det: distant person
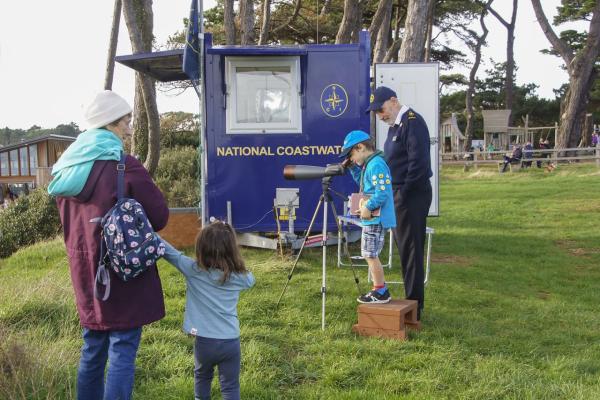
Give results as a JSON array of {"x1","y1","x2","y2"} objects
[
  {"x1": 49, "y1": 90, "x2": 169, "y2": 400},
  {"x1": 368, "y1": 86, "x2": 432, "y2": 320},
  {"x1": 339, "y1": 130, "x2": 396, "y2": 304},
  {"x1": 592, "y1": 131, "x2": 599, "y2": 147},
  {"x1": 537, "y1": 138, "x2": 548, "y2": 168},
  {"x1": 501, "y1": 144, "x2": 522, "y2": 173},
  {"x1": 523, "y1": 141, "x2": 533, "y2": 168},
  {"x1": 487, "y1": 143, "x2": 495, "y2": 160},
  {"x1": 160, "y1": 221, "x2": 255, "y2": 400},
  {"x1": 539, "y1": 138, "x2": 556, "y2": 171}
]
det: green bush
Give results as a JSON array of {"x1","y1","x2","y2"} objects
[
  {"x1": 0, "y1": 188, "x2": 61, "y2": 259},
  {"x1": 155, "y1": 146, "x2": 200, "y2": 208}
]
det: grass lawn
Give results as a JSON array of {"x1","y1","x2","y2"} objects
[{"x1": 1, "y1": 164, "x2": 600, "y2": 399}]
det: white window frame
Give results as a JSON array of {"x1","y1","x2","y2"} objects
[{"x1": 225, "y1": 56, "x2": 302, "y2": 134}]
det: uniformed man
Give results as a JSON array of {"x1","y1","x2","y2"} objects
[{"x1": 366, "y1": 86, "x2": 432, "y2": 320}]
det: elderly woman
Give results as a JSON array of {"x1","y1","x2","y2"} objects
[{"x1": 48, "y1": 91, "x2": 169, "y2": 400}]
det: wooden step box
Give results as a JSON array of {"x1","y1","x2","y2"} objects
[{"x1": 352, "y1": 299, "x2": 421, "y2": 340}]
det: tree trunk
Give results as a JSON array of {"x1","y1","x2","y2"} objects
[
  {"x1": 488, "y1": 0, "x2": 518, "y2": 124},
  {"x1": 320, "y1": 0, "x2": 333, "y2": 17},
  {"x1": 580, "y1": 112, "x2": 593, "y2": 147},
  {"x1": 369, "y1": 0, "x2": 392, "y2": 55},
  {"x1": 336, "y1": 0, "x2": 359, "y2": 44},
  {"x1": 373, "y1": 1, "x2": 393, "y2": 63},
  {"x1": 464, "y1": 8, "x2": 490, "y2": 151},
  {"x1": 122, "y1": 0, "x2": 161, "y2": 176},
  {"x1": 258, "y1": 0, "x2": 270, "y2": 45},
  {"x1": 133, "y1": 81, "x2": 147, "y2": 160},
  {"x1": 398, "y1": 0, "x2": 431, "y2": 62},
  {"x1": 104, "y1": 0, "x2": 122, "y2": 90},
  {"x1": 531, "y1": 0, "x2": 600, "y2": 149},
  {"x1": 224, "y1": 0, "x2": 235, "y2": 45},
  {"x1": 272, "y1": 0, "x2": 302, "y2": 35},
  {"x1": 240, "y1": 0, "x2": 255, "y2": 45},
  {"x1": 383, "y1": 39, "x2": 401, "y2": 63},
  {"x1": 424, "y1": 0, "x2": 435, "y2": 62},
  {"x1": 559, "y1": 67, "x2": 597, "y2": 149},
  {"x1": 350, "y1": 0, "x2": 362, "y2": 43},
  {"x1": 394, "y1": 0, "x2": 404, "y2": 41},
  {"x1": 505, "y1": 21, "x2": 515, "y2": 120}
]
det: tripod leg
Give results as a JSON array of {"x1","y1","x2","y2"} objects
[
  {"x1": 322, "y1": 199, "x2": 328, "y2": 331},
  {"x1": 328, "y1": 198, "x2": 363, "y2": 295},
  {"x1": 276, "y1": 196, "x2": 324, "y2": 308}
]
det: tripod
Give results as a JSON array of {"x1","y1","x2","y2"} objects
[{"x1": 276, "y1": 175, "x2": 363, "y2": 330}]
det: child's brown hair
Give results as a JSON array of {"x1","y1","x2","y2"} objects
[{"x1": 195, "y1": 221, "x2": 247, "y2": 283}]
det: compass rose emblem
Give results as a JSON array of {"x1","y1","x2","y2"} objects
[{"x1": 320, "y1": 84, "x2": 349, "y2": 118}]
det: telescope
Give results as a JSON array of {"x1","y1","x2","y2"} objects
[{"x1": 283, "y1": 164, "x2": 346, "y2": 180}]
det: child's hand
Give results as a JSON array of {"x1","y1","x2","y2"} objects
[
  {"x1": 360, "y1": 206, "x2": 372, "y2": 219},
  {"x1": 341, "y1": 158, "x2": 353, "y2": 169}
]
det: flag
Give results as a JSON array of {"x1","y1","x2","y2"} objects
[{"x1": 183, "y1": 0, "x2": 200, "y2": 82}]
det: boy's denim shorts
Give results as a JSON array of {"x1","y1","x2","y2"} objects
[{"x1": 361, "y1": 224, "x2": 386, "y2": 258}]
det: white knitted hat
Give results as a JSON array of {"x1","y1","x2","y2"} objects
[{"x1": 84, "y1": 90, "x2": 132, "y2": 129}]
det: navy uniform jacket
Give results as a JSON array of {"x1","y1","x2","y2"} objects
[{"x1": 383, "y1": 108, "x2": 432, "y2": 197}]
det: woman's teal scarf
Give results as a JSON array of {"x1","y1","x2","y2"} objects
[{"x1": 47, "y1": 128, "x2": 123, "y2": 197}]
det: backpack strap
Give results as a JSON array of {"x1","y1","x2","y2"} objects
[
  {"x1": 359, "y1": 150, "x2": 384, "y2": 193},
  {"x1": 94, "y1": 238, "x2": 111, "y2": 301},
  {"x1": 117, "y1": 151, "x2": 126, "y2": 200}
]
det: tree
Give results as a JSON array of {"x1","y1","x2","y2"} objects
[
  {"x1": 239, "y1": 0, "x2": 256, "y2": 44},
  {"x1": 463, "y1": 1, "x2": 491, "y2": 151},
  {"x1": 487, "y1": 0, "x2": 518, "y2": 124},
  {"x1": 369, "y1": 0, "x2": 393, "y2": 63},
  {"x1": 424, "y1": 0, "x2": 436, "y2": 62},
  {"x1": 336, "y1": 0, "x2": 360, "y2": 44},
  {"x1": 398, "y1": 0, "x2": 433, "y2": 62},
  {"x1": 122, "y1": 0, "x2": 161, "y2": 175},
  {"x1": 271, "y1": 0, "x2": 303, "y2": 40},
  {"x1": 224, "y1": 0, "x2": 236, "y2": 44},
  {"x1": 160, "y1": 112, "x2": 199, "y2": 148},
  {"x1": 104, "y1": 0, "x2": 122, "y2": 90},
  {"x1": 258, "y1": 0, "x2": 271, "y2": 45},
  {"x1": 531, "y1": 0, "x2": 600, "y2": 149}
]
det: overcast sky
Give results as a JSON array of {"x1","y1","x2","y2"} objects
[{"x1": 0, "y1": 0, "x2": 588, "y2": 130}]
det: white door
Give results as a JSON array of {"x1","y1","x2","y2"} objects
[{"x1": 374, "y1": 63, "x2": 440, "y2": 216}]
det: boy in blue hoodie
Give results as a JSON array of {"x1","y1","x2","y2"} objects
[{"x1": 340, "y1": 130, "x2": 397, "y2": 303}]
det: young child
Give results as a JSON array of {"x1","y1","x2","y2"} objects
[
  {"x1": 160, "y1": 221, "x2": 255, "y2": 400},
  {"x1": 340, "y1": 130, "x2": 396, "y2": 304}
]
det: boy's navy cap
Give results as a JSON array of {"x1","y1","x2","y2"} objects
[
  {"x1": 365, "y1": 86, "x2": 397, "y2": 113},
  {"x1": 339, "y1": 130, "x2": 370, "y2": 158}
]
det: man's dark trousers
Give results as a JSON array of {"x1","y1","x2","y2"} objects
[{"x1": 393, "y1": 181, "x2": 432, "y2": 319}]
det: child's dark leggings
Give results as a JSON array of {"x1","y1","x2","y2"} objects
[{"x1": 194, "y1": 336, "x2": 241, "y2": 400}]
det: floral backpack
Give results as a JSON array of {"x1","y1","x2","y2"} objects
[{"x1": 94, "y1": 152, "x2": 165, "y2": 301}]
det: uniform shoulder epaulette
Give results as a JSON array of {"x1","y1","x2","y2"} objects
[{"x1": 408, "y1": 111, "x2": 416, "y2": 119}]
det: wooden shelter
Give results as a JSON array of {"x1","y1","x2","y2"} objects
[
  {"x1": 440, "y1": 113, "x2": 466, "y2": 153},
  {"x1": 482, "y1": 109, "x2": 513, "y2": 149},
  {"x1": 0, "y1": 135, "x2": 75, "y2": 198}
]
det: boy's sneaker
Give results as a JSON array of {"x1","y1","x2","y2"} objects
[{"x1": 357, "y1": 289, "x2": 391, "y2": 304}]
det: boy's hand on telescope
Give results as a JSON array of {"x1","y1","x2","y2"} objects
[
  {"x1": 341, "y1": 158, "x2": 353, "y2": 169},
  {"x1": 360, "y1": 206, "x2": 372, "y2": 219}
]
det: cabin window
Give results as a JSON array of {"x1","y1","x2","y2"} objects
[
  {"x1": 29, "y1": 144, "x2": 38, "y2": 176},
  {"x1": 20, "y1": 147, "x2": 29, "y2": 176},
  {"x1": 10, "y1": 150, "x2": 18, "y2": 176},
  {"x1": 225, "y1": 56, "x2": 302, "y2": 134},
  {"x1": 0, "y1": 152, "x2": 8, "y2": 177}
]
